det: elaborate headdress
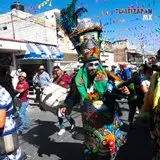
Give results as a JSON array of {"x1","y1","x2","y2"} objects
[{"x1": 57, "y1": 0, "x2": 102, "y2": 63}]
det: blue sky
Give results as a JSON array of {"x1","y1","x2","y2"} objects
[{"x1": 0, "y1": 0, "x2": 160, "y2": 53}]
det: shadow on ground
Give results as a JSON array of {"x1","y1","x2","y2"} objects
[
  {"x1": 116, "y1": 117, "x2": 154, "y2": 160},
  {"x1": 71, "y1": 119, "x2": 154, "y2": 160},
  {"x1": 22, "y1": 120, "x2": 84, "y2": 160},
  {"x1": 21, "y1": 113, "x2": 154, "y2": 160},
  {"x1": 120, "y1": 122, "x2": 130, "y2": 133}
]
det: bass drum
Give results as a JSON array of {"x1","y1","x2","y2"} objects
[{"x1": 39, "y1": 83, "x2": 68, "y2": 114}]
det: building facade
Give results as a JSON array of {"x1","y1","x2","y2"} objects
[{"x1": 0, "y1": 6, "x2": 78, "y2": 84}]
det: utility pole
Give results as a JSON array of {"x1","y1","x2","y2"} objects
[
  {"x1": 11, "y1": 13, "x2": 15, "y2": 39},
  {"x1": 141, "y1": 43, "x2": 145, "y2": 63}
]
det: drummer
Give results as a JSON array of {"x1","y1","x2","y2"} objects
[
  {"x1": 52, "y1": 66, "x2": 76, "y2": 136},
  {"x1": 52, "y1": 66, "x2": 71, "y2": 89}
]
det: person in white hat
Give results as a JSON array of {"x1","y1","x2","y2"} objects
[
  {"x1": 15, "y1": 72, "x2": 30, "y2": 134},
  {"x1": 39, "y1": 65, "x2": 45, "y2": 70},
  {"x1": 33, "y1": 65, "x2": 51, "y2": 102}
]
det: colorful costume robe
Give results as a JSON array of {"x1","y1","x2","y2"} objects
[{"x1": 64, "y1": 65, "x2": 125, "y2": 160}]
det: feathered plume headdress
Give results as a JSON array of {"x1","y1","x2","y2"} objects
[{"x1": 57, "y1": 0, "x2": 102, "y2": 62}]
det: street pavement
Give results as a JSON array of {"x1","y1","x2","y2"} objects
[{"x1": 19, "y1": 95, "x2": 154, "y2": 160}]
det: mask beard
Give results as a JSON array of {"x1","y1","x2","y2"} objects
[{"x1": 88, "y1": 69, "x2": 97, "y2": 76}]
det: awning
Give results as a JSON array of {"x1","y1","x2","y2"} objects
[{"x1": 16, "y1": 43, "x2": 64, "y2": 60}]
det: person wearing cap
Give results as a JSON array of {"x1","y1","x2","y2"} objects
[
  {"x1": 58, "y1": 14, "x2": 131, "y2": 159},
  {"x1": 119, "y1": 63, "x2": 131, "y2": 81},
  {"x1": 15, "y1": 72, "x2": 30, "y2": 134},
  {"x1": 33, "y1": 65, "x2": 51, "y2": 102},
  {"x1": 110, "y1": 65, "x2": 117, "y2": 74},
  {"x1": 36, "y1": 65, "x2": 51, "y2": 88}
]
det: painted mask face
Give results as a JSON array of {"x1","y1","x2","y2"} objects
[
  {"x1": 79, "y1": 31, "x2": 100, "y2": 62},
  {"x1": 86, "y1": 60, "x2": 99, "y2": 75}
]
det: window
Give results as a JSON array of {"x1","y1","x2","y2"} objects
[
  {"x1": 3, "y1": 26, "x2": 7, "y2": 30},
  {"x1": 0, "y1": 26, "x2": 7, "y2": 31}
]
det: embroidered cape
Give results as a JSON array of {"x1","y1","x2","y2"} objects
[{"x1": 75, "y1": 64, "x2": 108, "y2": 101}]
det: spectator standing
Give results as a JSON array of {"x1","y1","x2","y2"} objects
[
  {"x1": 0, "y1": 66, "x2": 23, "y2": 160},
  {"x1": 110, "y1": 65, "x2": 117, "y2": 74},
  {"x1": 120, "y1": 64, "x2": 131, "y2": 81},
  {"x1": 33, "y1": 65, "x2": 51, "y2": 102},
  {"x1": 128, "y1": 65, "x2": 153, "y2": 128},
  {"x1": 15, "y1": 72, "x2": 30, "y2": 134}
]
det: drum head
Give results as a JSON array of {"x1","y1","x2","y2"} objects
[{"x1": 40, "y1": 83, "x2": 68, "y2": 111}]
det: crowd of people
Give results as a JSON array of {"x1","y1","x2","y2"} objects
[
  {"x1": 0, "y1": 54, "x2": 159, "y2": 160},
  {"x1": 29, "y1": 59, "x2": 155, "y2": 159},
  {"x1": 29, "y1": 57, "x2": 159, "y2": 160}
]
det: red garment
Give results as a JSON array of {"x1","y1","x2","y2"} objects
[
  {"x1": 53, "y1": 74, "x2": 71, "y2": 89},
  {"x1": 16, "y1": 80, "x2": 29, "y2": 102}
]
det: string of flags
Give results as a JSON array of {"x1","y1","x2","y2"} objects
[
  {"x1": 25, "y1": 0, "x2": 52, "y2": 14},
  {"x1": 23, "y1": 0, "x2": 159, "y2": 51},
  {"x1": 38, "y1": 0, "x2": 52, "y2": 9}
]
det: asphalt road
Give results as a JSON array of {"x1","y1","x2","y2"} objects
[{"x1": 19, "y1": 97, "x2": 154, "y2": 160}]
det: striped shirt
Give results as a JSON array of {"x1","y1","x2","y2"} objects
[
  {"x1": 0, "y1": 85, "x2": 22, "y2": 160},
  {"x1": 0, "y1": 85, "x2": 16, "y2": 136}
]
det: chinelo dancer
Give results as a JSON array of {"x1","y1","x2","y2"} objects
[{"x1": 57, "y1": 1, "x2": 132, "y2": 159}]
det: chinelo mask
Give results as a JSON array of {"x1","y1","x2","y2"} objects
[{"x1": 86, "y1": 60, "x2": 100, "y2": 75}]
